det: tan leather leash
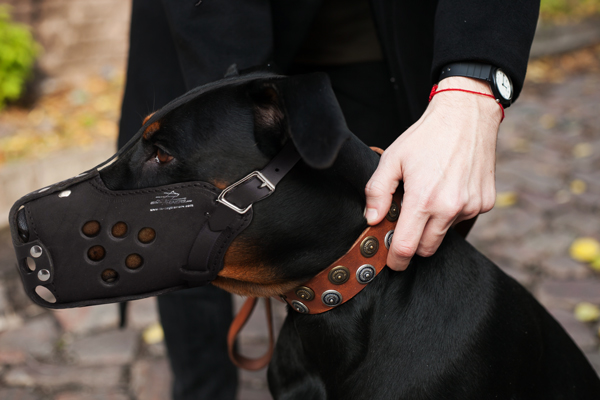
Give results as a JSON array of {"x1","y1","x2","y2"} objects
[{"x1": 227, "y1": 296, "x2": 275, "y2": 371}]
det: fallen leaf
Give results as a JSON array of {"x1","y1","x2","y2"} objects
[
  {"x1": 590, "y1": 256, "x2": 600, "y2": 272},
  {"x1": 574, "y1": 302, "x2": 600, "y2": 323},
  {"x1": 570, "y1": 179, "x2": 587, "y2": 195},
  {"x1": 496, "y1": 191, "x2": 518, "y2": 208},
  {"x1": 142, "y1": 322, "x2": 164, "y2": 345},
  {"x1": 572, "y1": 143, "x2": 593, "y2": 159},
  {"x1": 569, "y1": 237, "x2": 600, "y2": 263}
]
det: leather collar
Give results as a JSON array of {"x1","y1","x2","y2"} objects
[{"x1": 280, "y1": 193, "x2": 401, "y2": 314}]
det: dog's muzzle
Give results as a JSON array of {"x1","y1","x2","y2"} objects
[{"x1": 8, "y1": 139, "x2": 300, "y2": 309}]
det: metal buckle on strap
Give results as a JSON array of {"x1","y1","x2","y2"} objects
[{"x1": 216, "y1": 171, "x2": 275, "y2": 214}]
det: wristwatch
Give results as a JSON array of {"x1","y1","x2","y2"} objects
[{"x1": 438, "y1": 63, "x2": 513, "y2": 107}]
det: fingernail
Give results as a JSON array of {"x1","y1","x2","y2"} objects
[{"x1": 365, "y1": 208, "x2": 378, "y2": 224}]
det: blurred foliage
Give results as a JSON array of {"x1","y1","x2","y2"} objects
[
  {"x1": 540, "y1": 0, "x2": 600, "y2": 22},
  {"x1": 0, "y1": 73, "x2": 123, "y2": 165},
  {"x1": 0, "y1": 5, "x2": 40, "y2": 110},
  {"x1": 526, "y1": 44, "x2": 600, "y2": 83}
]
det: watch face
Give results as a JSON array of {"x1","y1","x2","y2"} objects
[{"x1": 495, "y1": 70, "x2": 512, "y2": 100}]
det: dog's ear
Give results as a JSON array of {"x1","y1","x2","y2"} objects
[
  {"x1": 278, "y1": 73, "x2": 352, "y2": 169},
  {"x1": 248, "y1": 73, "x2": 352, "y2": 169}
]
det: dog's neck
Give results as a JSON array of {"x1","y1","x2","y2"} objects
[{"x1": 213, "y1": 136, "x2": 381, "y2": 297}]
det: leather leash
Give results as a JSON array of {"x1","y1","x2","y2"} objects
[{"x1": 227, "y1": 296, "x2": 275, "y2": 371}]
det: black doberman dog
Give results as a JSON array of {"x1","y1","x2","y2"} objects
[{"x1": 99, "y1": 72, "x2": 600, "y2": 399}]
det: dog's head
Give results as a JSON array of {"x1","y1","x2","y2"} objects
[
  {"x1": 100, "y1": 72, "x2": 380, "y2": 297},
  {"x1": 12, "y1": 72, "x2": 379, "y2": 305}
]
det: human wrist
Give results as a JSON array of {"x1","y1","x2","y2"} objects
[
  {"x1": 431, "y1": 77, "x2": 503, "y2": 124},
  {"x1": 437, "y1": 76, "x2": 493, "y2": 95}
]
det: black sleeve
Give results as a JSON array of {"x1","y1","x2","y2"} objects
[{"x1": 431, "y1": 0, "x2": 540, "y2": 99}]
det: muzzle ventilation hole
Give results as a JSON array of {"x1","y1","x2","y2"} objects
[
  {"x1": 26, "y1": 257, "x2": 36, "y2": 272},
  {"x1": 87, "y1": 245, "x2": 106, "y2": 262},
  {"x1": 101, "y1": 269, "x2": 119, "y2": 284},
  {"x1": 138, "y1": 228, "x2": 156, "y2": 244},
  {"x1": 35, "y1": 286, "x2": 57, "y2": 303},
  {"x1": 125, "y1": 254, "x2": 143, "y2": 269},
  {"x1": 111, "y1": 222, "x2": 128, "y2": 238},
  {"x1": 82, "y1": 221, "x2": 101, "y2": 237}
]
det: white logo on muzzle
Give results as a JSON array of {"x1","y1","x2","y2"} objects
[{"x1": 150, "y1": 191, "x2": 193, "y2": 212}]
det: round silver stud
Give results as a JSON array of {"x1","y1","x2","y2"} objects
[
  {"x1": 360, "y1": 236, "x2": 379, "y2": 258},
  {"x1": 384, "y1": 230, "x2": 394, "y2": 250},
  {"x1": 30, "y1": 245, "x2": 43, "y2": 258},
  {"x1": 294, "y1": 286, "x2": 315, "y2": 301},
  {"x1": 291, "y1": 300, "x2": 309, "y2": 314},
  {"x1": 356, "y1": 264, "x2": 376, "y2": 284},
  {"x1": 38, "y1": 269, "x2": 50, "y2": 282},
  {"x1": 321, "y1": 290, "x2": 342, "y2": 307},
  {"x1": 58, "y1": 190, "x2": 71, "y2": 198},
  {"x1": 328, "y1": 266, "x2": 350, "y2": 285}
]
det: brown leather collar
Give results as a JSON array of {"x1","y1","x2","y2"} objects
[{"x1": 280, "y1": 193, "x2": 401, "y2": 314}]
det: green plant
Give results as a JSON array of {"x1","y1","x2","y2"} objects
[{"x1": 0, "y1": 5, "x2": 40, "y2": 109}]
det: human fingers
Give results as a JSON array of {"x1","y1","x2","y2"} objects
[
  {"x1": 386, "y1": 195, "x2": 429, "y2": 271},
  {"x1": 364, "y1": 152, "x2": 402, "y2": 226}
]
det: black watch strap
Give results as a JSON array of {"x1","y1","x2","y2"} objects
[{"x1": 439, "y1": 63, "x2": 492, "y2": 82}]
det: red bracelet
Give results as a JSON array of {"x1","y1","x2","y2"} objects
[{"x1": 429, "y1": 84, "x2": 505, "y2": 122}]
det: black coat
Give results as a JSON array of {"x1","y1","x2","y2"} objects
[{"x1": 119, "y1": 0, "x2": 540, "y2": 146}]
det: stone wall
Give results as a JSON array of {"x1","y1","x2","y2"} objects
[{"x1": 2, "y1": 0, "x2": 131, "y2": 92}]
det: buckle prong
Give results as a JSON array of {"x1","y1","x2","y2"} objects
[{"x1": 216, "y1": 171, "x2": 275, "y2": 214}]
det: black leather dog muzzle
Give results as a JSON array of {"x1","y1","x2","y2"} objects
[
  {"x1": 8, "y1": 140, "x2": 299, "y2": 309},
  {"x1": 7, "y1": 73, "x2": 304, "y2": 308}
]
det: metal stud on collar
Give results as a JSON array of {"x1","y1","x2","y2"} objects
[
  {"x1": 356, "y1": 264, "x2": 376, "y2": 284},
  {"x1": 291, "y1": 300, "x2": 309, "y2": 314},
  {"x1": 360, "y1": 236, "x2": 379, "y2": 258},
  {"x1": 322, "y1": 290, "x2": 342, "y2": 307},
  {"x1": 328, "y1": 266, "x2": 350, "y2": 285},
  {"x1": 294, "y1": 286, "x2": 315, "y2": 301},
  {"x1": 384, "y1": 230, "x2": 394, "y2": 250}
]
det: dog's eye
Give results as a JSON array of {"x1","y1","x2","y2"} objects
[{"x1": 155, "y1": 148, "x2": 174, "y2": 164}]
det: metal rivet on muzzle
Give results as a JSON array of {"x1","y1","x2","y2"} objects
[
  {"x1": 322, "y1": 290, "x2": 342, "y2": 307},
  {"x1": 360, "y1": 236, "x2": 379, "y2": 258},
  {"x1": 291, "y1": 300, "x2": 309, "y2": 314},
  {"x1": 30, "y1": 245, "x2": 43, "y2": 258},
  {"x1": 294, "y1": 286, "x2": 315, "y2": 301},
  {"x1": 58, "y1": 190, "x2": 71, "y2": 198},
  {"x1": 386, "y1": 201, "x2": 400, "y2": 222},
  {"x1": 38, "y1": 269, "x2": 50, "y2": 282},
  {"x1": 328, "y1": 266, "x2": 350, "y2": 285},
  {"x1": 356, "y1": 264, "x2": 376, "y2": 284},
  {"x1": 384, "y1": 230, "x2": 394, "y2": 250}
]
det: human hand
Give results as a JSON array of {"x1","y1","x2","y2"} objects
[{"x1": 365, "y1": 77, "x2": 503, "y2": 270}]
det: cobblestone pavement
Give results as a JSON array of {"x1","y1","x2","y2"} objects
[{"x1": 0, "y1": 51, "x2": 599, "y2": 399}]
